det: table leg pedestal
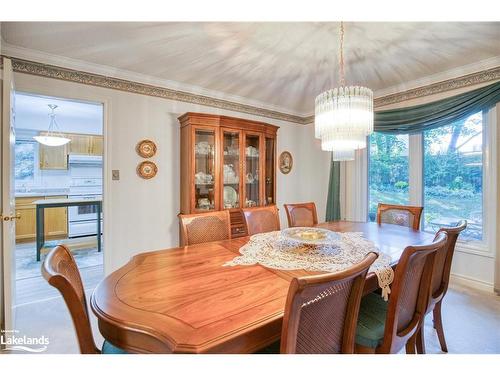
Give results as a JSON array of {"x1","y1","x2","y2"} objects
[
  {"x1": 97, "y1": 202, "x2": 102, "y2": 253},
  {"x1": 36, "y1": 206, "x2": 45, "y2": 262}
]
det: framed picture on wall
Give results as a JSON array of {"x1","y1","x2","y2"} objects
[{"x1": 279, "y1": 151, "x2": 293, "y2": 174}]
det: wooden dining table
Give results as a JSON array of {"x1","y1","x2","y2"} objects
[{"x1": 90, "y1": 221, "x2": 434, "y2": 354}]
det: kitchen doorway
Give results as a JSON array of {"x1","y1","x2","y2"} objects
[{"x1": 12, "y1": 92, "x2": 105, "y2": 353}]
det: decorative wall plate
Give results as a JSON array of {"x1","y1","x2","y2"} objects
[
  {"x1": 279, "y1": 151, "x2": 293, "y2": 174},
  {"x1": 136, "y1": 139, "x2": 157, "y2": 158},
  {"x1": 137, "y1": 161, "x2": 158, "y2": 179}
]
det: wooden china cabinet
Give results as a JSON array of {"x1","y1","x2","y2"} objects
[{"x1": 179, "y1": 112, "x2": 279, "y2": 238}]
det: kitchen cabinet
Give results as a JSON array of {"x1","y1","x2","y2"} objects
[
  {"x1": 90, "y1": 135, "x2": 103, "y2": 156},
  {"x1": 68, "y1": 134, "x2": 92, "y2": 155},
  {"x1": 44, "y1": 195, "x2": 68, "y2": 239},
  {"x1": 15, "y1": 195, "x2": 68, "y2": 243},
  {"x1": 178, "y1": 112, "x2": 278, "y2": 238},
  {"x1": 38, "y1": 133, "x2": 103, "y2": 170},
  {"x1": 15, "y1": 197, "x2": 38, "y2": 242},
  {"x1": 68, "y1": 133, "x2": 103, "y2": 156},
  {"x1": 39, "y1": 141, "x2": 68, "y2": 170}
]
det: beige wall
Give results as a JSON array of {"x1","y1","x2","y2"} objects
[
  {"x1": 13, "y1": 72, "x2": 331, "y2": 272},
  {"x1": 496, "y1": 102, "x2": 500, "y2": 294}
]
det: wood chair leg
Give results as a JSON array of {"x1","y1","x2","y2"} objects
[
  {"x1": 433, "y1": 301, "x2": 448, "y2": 353},
  {"x1": 416, "y1": 326, "x2": 426, "y2": 354},
  {"x1": 406, "y1": 334, "x2": 416, "y2": 354}
]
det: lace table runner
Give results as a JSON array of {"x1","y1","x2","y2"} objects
[{"x1": 224, "y1": 231, "x2": 394, "y2": 300}]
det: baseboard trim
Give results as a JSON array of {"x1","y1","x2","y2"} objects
[{"x1": 449, "y1": 273, "x2": 494, "y2": 293}]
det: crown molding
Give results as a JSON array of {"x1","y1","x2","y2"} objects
[
  {"x1": 301, "y1": 64, "x2": 500, "y2": 124},
  {"x1": 374, "y1": 65, "x2": 500, "y2": 109},
  {"x1": 2, "y1": 47, "x2": 499, "y2": 126},
  {"x1": 0, "y1": 43, "x2": 306, "y2": 124},
  {"x1": 2, "y1": 43, "x2": 305, "y2": 117},
  {"x1": 374, "y1": 55, "x2": 500, "y2": 99}
]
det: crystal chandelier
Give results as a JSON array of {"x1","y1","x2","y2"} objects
[
  {"x1": 33, "y1": 104, "x2": 71, "y2": 147},
  {"x1": 314, "y1": 22, "x2": 373, "y2": 161}
]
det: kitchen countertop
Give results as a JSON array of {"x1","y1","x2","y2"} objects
[
  {"x1": 15, "y1": 189, "x2": 70, "y2": 198},
  {"x1": 33, "y1": 197, "x2": 102, "y2": 205}
]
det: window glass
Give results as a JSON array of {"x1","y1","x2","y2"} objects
[
  {"x1": 423, "y1": 112, "x2": 483, "y2": 241},
  {"x1": 368, "y1": 133, "x2": 410, "y2": 221},
  {"x1": 15, "y1": 140, "x2": 36, "y2": 185}
]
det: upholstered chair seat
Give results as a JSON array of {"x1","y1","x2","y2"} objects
[
  {"x1": 355, "y1": 293, "x2": 389, "y2": 348},
  {"x1": 102, "y1": 341, "x2": 128, "y2": 354}
]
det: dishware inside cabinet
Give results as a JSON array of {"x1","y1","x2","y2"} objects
[
  {"x1": 244, "y1": 133, "x2": 261, "y2": 208},
  {"x1": 265, "y1": 137, "x2": 275, "y2": 206},
  {"x1": 194, "y1": 129, "x2": 216, "y2": 211}
]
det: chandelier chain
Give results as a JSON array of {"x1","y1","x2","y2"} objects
[{"x1": 339, "y1": 21, "x2": 345, "y2": 87}]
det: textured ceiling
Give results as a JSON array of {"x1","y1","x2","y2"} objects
[{"x1": 2, "y1": 22, "x2": 500, "y2": 114}]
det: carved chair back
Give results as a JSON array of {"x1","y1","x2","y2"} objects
[
  {"x1": 179, "y1": 210, "x2": 231, "y2": 246},
  {"x1": 379, "y1": 232, "x2": 447, "y2": 353},
  {"x1": 284, "y1": 202, "x2": 318, "y2": 228},
  {"x1": 41, "y1": 245, "x2": 99, "y2": 354},
  {"x1": 430, "y1": 220, "x2": 467, "y2": 306},
  {"x1": 242, "y1": 205, "x2": 280, "y2": 236},
  {"x1": 377, "y1": 203, "x2": 424, "y2": 230}
]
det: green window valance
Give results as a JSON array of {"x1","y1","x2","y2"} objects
[
  {"x1": 374, "y1": 81, "x2": 500, "y2": 134},
  {"x1": 325, "y1": 80, "x2": 500, "y2": 222}
]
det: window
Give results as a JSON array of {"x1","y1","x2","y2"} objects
[
  {"x1": 368, "y1": 110, "x2": 490, "y2": 245},
  {"x1": 15, "y1": 140, "x2": 37, "y2": 185},
  {"x1": 423, "y1": 112, "x2": 483, "y2": 241},
  {"x1": 368, "y1": 133, "x2": 409, "y2": 221}
]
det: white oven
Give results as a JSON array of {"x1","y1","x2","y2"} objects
[
  {"x1": 68, "y1": 155, "x2": 103, "y2": 238},
  {"x1": 68, "y1": 194, "x2": 103, "y2": 238},
  {"x1": 68, "y1": 194, "x2": 103, "y2": 222}
]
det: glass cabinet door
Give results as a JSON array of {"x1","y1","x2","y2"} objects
[
  {"x1": 194, "y1": 128, "x2": 216, "y2": 211},
  {"x1": 222, "y1": 130, "x2": 241, "y2": 209},
  {"x1": 265, "y1": 137, "x2": 275, "y2": 206},
  {"x1": 244, "y1": 134, "x2": 260, "y2": 207}
]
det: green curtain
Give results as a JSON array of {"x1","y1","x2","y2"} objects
[
  {"x1": 325, "y1": 159, "x2": 341, "y2": 221},
  {"x1": 374, "y1": 81, "x2": 500, "y2": 134},
  {"x1": 325, "y1": 80, "x2": 500, "y2": 222}
]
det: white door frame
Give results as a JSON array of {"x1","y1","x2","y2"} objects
[
  {"x1": 1, "y1": 57, "x2": 17, "y2": 339},
  {"x1": 11, "y1": 84, "x2": 111, "y2": 276}
]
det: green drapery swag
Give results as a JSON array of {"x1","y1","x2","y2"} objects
[
  {"x1": 325, "y1": 80, "x2": 500, "y2": 221},
  {"x1": 374, "y1": 81, "x2": 500, "y2": 133},
  {"x1": 325, "y1": 160, "x2": 341, "y2": 221}
]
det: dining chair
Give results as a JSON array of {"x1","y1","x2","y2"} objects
[
  {"x1": 280, "y1": 252, "x2": 379, "y2": 353},
  {"x1": 354, "y1": 231, "x2": 448, "y2": 354},
  {"x1": 41, "y1": 245, "x2": 127, "y2": 354},
  {"x1": 178, "y1": 210, "x2": 231, "y2": 246},
  {"x1": 242, "y1": 205, "x2": 280, "y2": 236},
  {"x1": 415, "y1": 220, "x2": 468, "y2": 354},
  {"x1": 283, "y1": 202, "x2": 318, "y2": 228},
  {"x1": 376, "y1": 203, "x2": 424, "y2": 230}
]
